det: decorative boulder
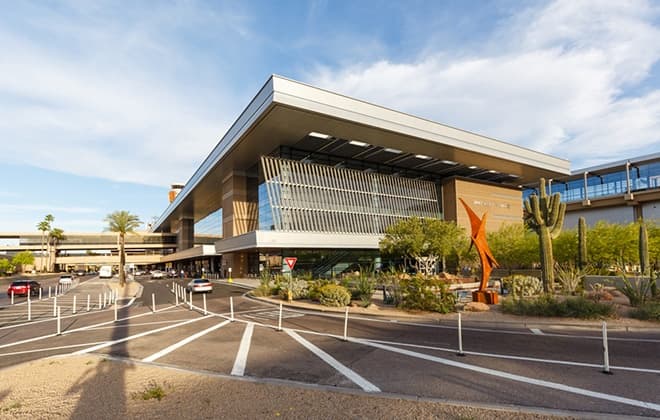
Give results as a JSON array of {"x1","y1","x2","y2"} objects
[{"x1": 464, "y1": 302, "x2": 490, "y2": 312}]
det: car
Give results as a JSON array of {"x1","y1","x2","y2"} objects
[
  {"x1": 186, "y1": 278, "x2": 213, "y2": 293},
  {"x1": 150, "y1": 270, "x2": 164, "y2": 279},
  {"x1": 134, "y1": 270, "x2": 146, "y2": 276},
  {"x1": 167, "y1": 270, "x2": 178, "y2": 278},
  {"x1": 7, "y1": 280, "x2": 41, "y2": 297},
  {"x1": 59, "y1": 274, "x2": 74, "y2": 285},
  {"x1": 75, "y1": 270, "x2": 86, "y2": 276}
]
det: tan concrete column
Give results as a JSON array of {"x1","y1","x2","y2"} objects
[
  {"x1": 222, "y1": 171, "x2": 258, "y2": 238},
  {"x1": 177, "y1": 217, "x2": 194, "y2": 251}
]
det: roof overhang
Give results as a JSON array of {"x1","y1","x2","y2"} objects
[{"x1": 153, "y1": 75, "x2": 570, "y2": 232}]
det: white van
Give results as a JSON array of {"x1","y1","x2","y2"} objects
[{"x1": 99, "y1": 265, "x2": 113, "y2": 279}]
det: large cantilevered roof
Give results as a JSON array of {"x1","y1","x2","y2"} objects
[{"x1": 153, "y1": 75, "x2": 570, "y2": 232}]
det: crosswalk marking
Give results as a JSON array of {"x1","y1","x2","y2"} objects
[{"x1": 243, "y1": 309, "x2": 304, "y2": 321}]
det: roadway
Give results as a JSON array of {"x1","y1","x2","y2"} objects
[{"x1": 1, "y1": 275, "x2": 659, "y2": 417}]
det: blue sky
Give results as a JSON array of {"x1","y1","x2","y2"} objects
[{"x1": 1, "y1": 0, "x2": 659, "y2": 232}]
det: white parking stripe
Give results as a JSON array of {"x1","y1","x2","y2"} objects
[
  {"x1": 143, "y1": 319, "x2": 231, "y2": 362},
  {"x1": 286, "y1": 329, "x2": 380, "y2": 393},
  {"x1": 353, "y1": 338, "x2": 660, "y2": 412},
  {"x1": 73, "y1": 315, "x2": 211, "y2": 355},
  {"x1": 0, "y1": 341, "x2": 107, "y2": 357},
  {"x1": 231, "y1": 322, "x2": 255, "y2": 376},
  {"x1": 530, "y1": 328, "x2": 544, "y2": 335}
]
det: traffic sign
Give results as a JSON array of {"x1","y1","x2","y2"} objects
[{"x1": 284, "y1": 257, "x2": 297, "y2": 270}]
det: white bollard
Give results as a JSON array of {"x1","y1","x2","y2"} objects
[
  {"x1": 103, "y1": 292, "x2": 107, "y2": 308},
  {"x1": 10, "y1": 291, "x2": 14, "y2": 305},
  {"x1": 27, "y1": 298, "x2": 31, "y2": 321},
  {"x1": 53, "y1": 296, "x2": 57, "y2": 317},
  {"x1": 230, "y1": 296, "x2": 234, "y2": 321},
  {"x1": 152, "y1": 293, "x2": 156, "y2": 313},
  {"x1": 48, "y1": 286, "x2": 52, "y2": 299},
  {"x1": 203, "y1": 293, "x2": 207, "y2": 315},
  {"x1": 602, "y1": 321, "x2": 612, "y2": 374},
  {"x1": 457, "y1": 312, "x2": 465, "y2": 356},
  {"x1": 98, "y1": 294, "x2": 102, "y2": 309},
  {"x1": 87, "y1": 294, "x2": 90, "y2": 312},
  {"x1": 278, "y1": 302, "x2": 283, "y2": 331},
  {"x1": 343, "y1": 307, "x2": 349, "y2": 341},
  {"x1": 39, "y1": 287, "x2": 42, "y2": 300},
  {"x1": 114, "y1": 300, "x2": 118, "y2": 322},
  {"x1": 189, "y1": 291, "x2": 193, "y2": 310},
  {"x1": 175, "y1": 286, "x2": 179, "y2": 306},
  {"x1": 56, "y1": 306, "x2": 61, "y2": 335},
  {"x1": 73, "y1": 295, "x2": 77, "y2": 314}
]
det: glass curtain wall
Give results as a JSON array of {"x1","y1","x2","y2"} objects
[{"x1": 260, "y1": 156, "x2": 441, "y2": 234}]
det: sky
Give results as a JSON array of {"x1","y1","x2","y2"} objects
[{"x1": 1, "y1": 0, "x2": 659, "y2": 232}]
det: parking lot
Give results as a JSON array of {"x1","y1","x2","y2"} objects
[{"x1": 1, "y1": 276, "x2": 659, "y2": 417}]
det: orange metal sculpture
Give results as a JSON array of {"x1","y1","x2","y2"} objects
[{"x1": 459, "y1": 198, "x2": 499, "y2": 304}]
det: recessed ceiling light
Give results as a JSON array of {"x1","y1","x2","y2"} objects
[
  {"x1": 508, "y1": 174, "x2": 520, "y2": 178},
  {"x1": 308, "y1": 132, "x2": 331, "y2": 139},
  {"x1": 383, "y1": 148, "x2": 402, "y2": 154},
  {"x1": 468, "y1": 165, "x2": 478, "y2": 169},
  {"x1": 415, "y1": 154, "x2": 432, "y2": 160},
  {"x1": 348, "y1": 140, "x2": 369, "y2": 147},
  {"x1": 488, "y1": 169, "x2": 498, "y2": 174},
  {"x1": 441, "y1": 160, "x2": 458, "y2": 165}
]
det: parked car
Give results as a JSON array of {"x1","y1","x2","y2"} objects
[
  {"x1": 75, "y1": 270, "x2": 86, "y2": 276},
  {"x1": 151, "y1": 270, "x2": 164, "y2": 279},
  {"x1": 7, "y1": 280, "x2": 41, "y2": 297},
  {"x1": 59, "y1": 274, "x2": 74, "y2": 285},
  {"x1": 167, "y1": 270, "x2": 178, "y2": 278},
  {"x1": 99, "y1": 265, "x2": 113, "y2": 279},
  {"x1": 186, "y1": 278, "x2": 213, "y2": 293},
  {"x1": 134, "y1": 270, "x2": 146, "y2": 276}
]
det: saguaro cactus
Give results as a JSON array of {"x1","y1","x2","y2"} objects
[
  {"x1": 639, "y1": 221, "x2": 649, "y2": 275},
  {"x1": 524, "y1": 178, "x2": 566, "y2": 293},
  {"x1": 578, "y1": 217, "x2": 587, "y2": 269}
]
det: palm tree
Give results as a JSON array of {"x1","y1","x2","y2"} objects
[
  {"x1": 36, "y1": 214, "x2": 54, "y2": 271},
  {"x1": 47, "y1": 227, "x2": 65, "y2": 272},
  {"x1": 105, "y1": 211, "x2": 142, "y2": 287}
]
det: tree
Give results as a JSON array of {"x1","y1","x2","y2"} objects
[
  {"x1": 487, "y1": 223, "x2": 537, "y2": 272},
  {"x1": 12, "y1": 251, "x2": 35, "y2": 272},
  {"x1": 36, "y1": 214, "x2": 54, "y2": 271},
  {"x1": 587, "y1": 221, "x2": 637, "y2": 271},
  {"x1": 47, "y1": 228, "x2": 65, "y2": 272},
  {"x1": 553, "y1": 229, "x2": 578, "y2": 266},
  {"x1": 0, "y1": 258, "x2": 14, "y2": 275},
  {"x1": 105, "y1": 210, "x2": 142, "y2": 287},
  {"x1": 379, "y1": 217, "x2": 466, "y2": 275}
]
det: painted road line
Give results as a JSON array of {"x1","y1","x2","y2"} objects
[
  {"x1": 352, "y1": 338, "x2": 660, "y2": 412},
  {"x1": 142, "y1": 319, "x2": 231, "y2": 362},
  {"x1": 363, "y1": 337, "x2": 660, "y2": 375},
  {"x1": 0, "y1": 341, "x2": 107, "y2": 357},
  {"x1": 73, "y1": 315, "x2": 212, "y2": 355},
  {"x1": 531, "y1": 328, "x2": 544, "y2": 335},
  {"x1": 231, "y1": 322, "x2": 255, "y2": 376},
  {"x1": 286, "y1": 329, "x2": 380, "y2": 393}
]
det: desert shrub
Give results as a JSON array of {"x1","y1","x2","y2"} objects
[
  {"x1": 617, "y1": 272, "x2": 653, "y2": 307},
  {"x1": 278, "y1": 279, "x2": 309, "y2": 300},
  {"x1": 501, "y1": 295, "x2": 615, "y2": 319},
  {"x1": 586, "y1": 283, "x2": 613, "y2": 302},
  {"x1": 629, "y1": 302, "x2": 660, "y2": 321},
  {"x1": 554, "y1": 262, "x2": 586, "y2": 294},
  {"x1": 318, "y1": 284, "x2": 351, "y2": 307},
  {"x1": 502, "y1": 275, "x2": 542, "y2": 299},
  {"x1": 398, "y1": 275, "x2": 455, "y2": 313},
  {"x1": 308, "y1": 279, "x2": 334, "y2": 302},
  {"x1": 350, "y1": 275, "x2": 376, "y2": 302}
]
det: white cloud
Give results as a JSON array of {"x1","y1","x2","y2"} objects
[{"x1": 308, "y1": 0, "x2": 660, "y2": 167}]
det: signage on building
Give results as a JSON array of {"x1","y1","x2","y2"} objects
[{"x1": 284, "y1": 257, "x2": 297, "y2": 270}]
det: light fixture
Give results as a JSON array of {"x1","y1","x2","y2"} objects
[
  {"x1": 508, "y1": 174, "x2": 520, "y2": 178},
  {"x1": 383, "y1": 148, "x2": 402, "y2": 154},
  {"x1": 488, "y1": 169, "x2": 498, "y2": 174},
  {"x1": 468, "y1": 165, "x2": 478, "y2": 169},
  {"x1": 414, "y1": 154, "x2": 432, "y2": 160},
  {"x1": 308, "y1": 132, "x2": 331, "y2": 139},
  {"x1": 348, "y1": 140, "x2": 369, "y2": 147},
  {"x1": 441, "y1": 160, "x2": 458, "y2": 165}
]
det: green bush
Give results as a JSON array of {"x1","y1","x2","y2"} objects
[
  {"x1": 350, "y1": 275, "x2": 376, "y2": 302},
  {"x1": 398, "y1": 275, "x2": 455, "y2": 313},
  {"x1": 617, "y1": 272, "x2": 652, "y2": 307},
  {"x1": 502, "y1": 275, "x2": 542, "y2": 299},
  {"x1": 318, "y1": 284, "x2": 351, "y2": 307},
  {"x1": 278, "y1": 279, "x2": 309, "y2": 300},
  {"x1": 629, "y1": 302, "x2": 660, "y2": 321},
  {"x1": 554, "y1": 262, "x2": 586, "y2": 294},
  {"x1": 501, "y1": 295, "x2": 615, "y2": 319},
  {"x1": 308, "y1": 279, "x2": 334, "y2": 301}
]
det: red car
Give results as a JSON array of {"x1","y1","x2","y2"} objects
[{"x1": 7, "y1": 280, "x2": 42, "y2": 297}]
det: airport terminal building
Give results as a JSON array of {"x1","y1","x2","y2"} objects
[{"x1": 150, "y1": 75, "x2": 570, "y2": 277}]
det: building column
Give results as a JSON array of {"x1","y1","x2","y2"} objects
[
  {"x1": 222, "y1": 171, "x2": 258, "y2": 239},
  {"x1": 177, "y1": 217, "x2": 194, "y2": 251}
]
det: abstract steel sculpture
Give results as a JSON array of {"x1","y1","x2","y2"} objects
[{"x1": 459, "y1": 198, "x2": 499, "y2": 304}]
